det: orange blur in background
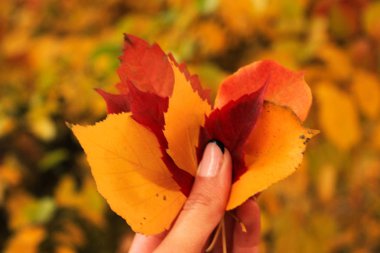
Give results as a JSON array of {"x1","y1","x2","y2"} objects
[{"x1": 1, "y1": 0, "x2": 380, "y2": 252}]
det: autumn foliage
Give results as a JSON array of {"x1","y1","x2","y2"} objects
[{"x1": 1, "y1": 0, "x2": 380, "y2": 252}]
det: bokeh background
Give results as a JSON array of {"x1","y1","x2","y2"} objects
[{"x1": 1, "y1": 0, "x2": 380, "y2": 252}]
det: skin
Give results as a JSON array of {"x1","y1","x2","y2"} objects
[{"x1": 128, "y1": 142, "x2": 260, "y2": 253}]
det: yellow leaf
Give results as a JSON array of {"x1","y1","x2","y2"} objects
[
  {"x1": 363, "y1": 1, "x2": 380, "y2": 41},
  {"x1": 4, "y1": 226, "x2": 45, "y2": 253},
  {"x1": 192, "y1": 20, "x2": 227, "y2": 56},
  {"x1": 54, "y1": 176, "x2": 105, "y2": 226},
  {"x1": 351, "y1": 70, "x2": 380, "y2": 120},
  {"x1": 227, "y1": 102, "x2": 318, "y2": 209},
  {"x1": 0, "y1": 156, "x2": 22, "y2": 187},
  {"x1": 218, "y1": 0, "x2": 256, "y2": 36},
  {"x1": 164, "y1": 60, "x2": 212, "y2": 176},
  {"x1": 315, "y1": 82, "x2": 361, "y2": 151},
  {"x1": 0, "y1": 116, "x2": 15, "y2": 138},
  {"x1": 71, "y1": 113, "x2": 186, "y2": 234},
  {"x1": 6, "y1": 192, "x2": 33, "y2": 230},
  {"x1": 318, "y1": 44, "x2": 353, "y2": 81},
  {"x1": 317, "y1": 165, "x2": 336, "y2": 203}
]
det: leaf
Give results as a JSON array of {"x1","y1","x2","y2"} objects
[
  {"x1": 5, "y1": 192, "x2": 55, "y2": 230},
  {"x1": 191, "y1": 20, "x2": 227, "y2": 56},
  {"x1": 168, "y1": 54, "x2": 211, "y2": 103},
  {"x1": 71, "y1": 113, "x2": 186, "y2": 234},
  {"x1": 95, "y1": 89, "x2": 130, "y2": 114},
  {"x1": 363, "y1": 1, "x2": 380, "y2": 41},
  {"x1": 54, "y1": 176, "x2": 106, "y2": 226},
  {"x1": 117, "y1": 34, "x2": 174, "y2": 97},
  {"x1": 38, "y1": 149, "x2": 69, "y2": 171},
  {"x1": 26, "y1": 108, "x2": 56, "y2": 141},
  {"x1": 198, "y1": 87, "x2": 266, "y2": 182},
  {"x1": 164, "y1": 58, "x2": 212, "y2": 177},
  {"x1": 316, "y1": 164, "x2": 336, "y2": 203},
  {"x1": 318, "y1": 44, "x2": 353, "y2": 81},
  {"x1": 0, "y1": 156, "x2": 22, "y2": 188},
  {"x1": 218, "y1": 0, "x2": 256, "y2": 36},
  {"x1": 122, "y1": 78, "x2": 195, "y2": 196},
  {"x1": 6, "y1": 192, "x2": 35, "y2": 230},
  {"x1": 227, "y1": 102, "x2": 318, "y2": 209},
  {"x1": 351, "y1": 70, "x2": 380, "y2": 120},
  {"x1": 215, "y1": 60, "x2": 311, "y2": 121},
  {"x1": 4, "y1": 226, "x2": 45, "y2": 253},
  {"x1": 315, "y1": 82, "x2": 361, "y2": 151}
]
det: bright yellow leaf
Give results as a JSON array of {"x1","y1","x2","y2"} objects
[
  {"x1": 192, "y1": 20, "x2": 227, "y2": 56},
  {"x1": 318, "y1": 44, "x2": 353, "y2": 81},
  {"x1": 5, "y1": 192, "x2": 34, "y2": 230},
  {"x1": 54, "y1": 176, "x2": 105, "y2": 226},
  {"x1": 71, "y1": 113, "x2": 186, "y2": 234},
  {"x1": 4, "y1": 226, "x2": 45, "y2": 253},
  {"x1": 351, "y1": 70, "x2": 380, "y2": 120},
  {"x1": 218, "y1": 0, "x2": 256, "y2": 36},
  {"x1": 164, "y1": 60, "x2": 212, "y2": 176},
  {"x1": 315, "y1": 82, "x2": 361, "y2": 151},
  {"x1": 317, "y1": 165, "x2": 337, "y2": 203},
  {"x1": 363, "y1": 1, "x2": 380, "y2": 41}
]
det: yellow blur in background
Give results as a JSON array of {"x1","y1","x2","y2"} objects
[{"x1": 1, "y1": 0, "x2": 380, "y2": 252}]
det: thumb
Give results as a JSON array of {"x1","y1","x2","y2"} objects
[{"x1": 155, "y1": 141, "x2": 232, "y2": 253}]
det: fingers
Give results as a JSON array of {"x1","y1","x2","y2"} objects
[
  {"x1": 232, "y1": 198, "x2": 261, "y2": 253},
  {"x1": 129, "y1": 231, "x2": 167, "y2": 253},
  {"x1": 155, "y1": 142, "x2": 232, "y2": 253}
]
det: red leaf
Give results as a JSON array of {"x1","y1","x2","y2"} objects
[
  {"x1": 198, "y1": 83, "x2": 267, "y2": 182},
  {"x1": 117, "y1": 34, "x2": 174, "y2": 97},
  {"x1": 216, "y1": 60, "x2": 311, "y2": 121},
  {"x1": 125, "y1": 80, "x2": 194, "y2": 196},
  {"x1": 95, "y1": 89, "x2": 130, "y2": 114}
]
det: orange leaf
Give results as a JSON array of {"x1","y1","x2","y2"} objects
[
  {"x1": 71, "y1": 113, "x2": 186, "y2": 234},
  {"x1": 4, "y1": 226, "x2": 45, "y2": 253},
  {"x1": 164, "y1": 59, "x2": 212, "y2": 176},
  {"x1": 215, "y1": 60, "x2": 312, "y2": 121},
  {"x1": 227, "y1": 102, "x2": 318, "y2": 209}
]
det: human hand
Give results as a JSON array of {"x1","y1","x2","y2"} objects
[{"x1": 128, "y1": 141, "x2": 260, "y2": 253}]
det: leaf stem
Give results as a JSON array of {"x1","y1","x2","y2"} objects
[{"x1": 205, "y1": 217, "x2": 223, "y2": 252}]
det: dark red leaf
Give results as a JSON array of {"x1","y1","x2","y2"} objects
[
  {"x1": 95, "y1": 88, "x2": 130, "y2": 114},
  {"x1": 198, "y1": 84, "x2": 267, "y2": 182}
]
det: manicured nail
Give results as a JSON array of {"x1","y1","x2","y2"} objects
[
  {"x1": 198, "y1": 142, "x2": 224, "y2": 177},
  {"x1": 207, "y1": 139, "x2": 225, "y2": 153}
]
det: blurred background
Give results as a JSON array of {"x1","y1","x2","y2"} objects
[{"x1": 1, "y1": 0, "x2": 380, "y2": 252}]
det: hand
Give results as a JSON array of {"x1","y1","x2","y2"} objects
[{"x1": 128, "y1": 142, "x2": 260, "y2": 253}]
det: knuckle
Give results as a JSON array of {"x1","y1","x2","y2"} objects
[
  {"x1": 183, "y1": 192, "x2": 213, "y2": 211},
  {"x1": 182, "y1": 190, "x2": 224, "y2": 213}
]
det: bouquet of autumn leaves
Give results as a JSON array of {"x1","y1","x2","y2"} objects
[{"x1": 71, "y1": 35, "x2": 317, "y2": 235}]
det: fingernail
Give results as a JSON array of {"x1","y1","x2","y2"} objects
[
  {"x1": 198, "y1": 142, "x2": 224, "y2": 177},
  {"x1": 207, "y1": 139, "x2": 225, "y2": 153}
]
